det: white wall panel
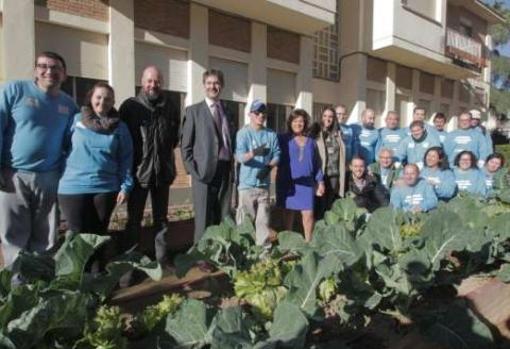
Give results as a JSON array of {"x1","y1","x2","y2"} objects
[
  {"x1": 209, "y1": 56, "x2": 248, "y2": 102},
  {"x1": 267, "y1": 68, "x2": 296, "y2": 105},
  {"x1": 35, "y1": 22, "x2": 108, "y2": 80},
  {"x1": 135, "y1": 41, "x2": 187, "y2": 92}
]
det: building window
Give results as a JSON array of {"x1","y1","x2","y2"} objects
[
  {"x1": 313, "y1": 10, "x2": 340, "y2": 81},
  {"x1": 223, "y1": 100, "x2": 246, "y2": 130},
  {"x1": 61, "y1": 76, "x2": 107, "y2": 107},
  {"x1": 267, "y1": 104, "x2": 293, "y2": 133},
  {"x1": 401, "y1": 0, "x2": 438, "y2": 22}
]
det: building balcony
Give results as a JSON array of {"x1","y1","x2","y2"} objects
[
  {"x1": 191, "y1": 0, "x2": 336, "y2": 35},
  {"x1": 445, "y1": 27, "x2": 487, "y2": 69},
  {"x1": 370, "y1": 0, "x2": 483, "y2": 80}
]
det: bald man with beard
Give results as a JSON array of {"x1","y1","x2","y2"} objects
[{"x1": 119, "y1": 66, "x2": 180, "y2": 264}]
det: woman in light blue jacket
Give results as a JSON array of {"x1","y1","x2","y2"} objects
[
  {"x1": 58, "y1": 82, "x2": 133, "y2": 236},
  {"x1": 420, "y1": 147, "x2": 456, "y2": 201},
  {"x1": 453, "y1": 150, "x2": 487, "y2": 198}
]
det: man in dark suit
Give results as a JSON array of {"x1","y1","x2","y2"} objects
[{"x1": 181, "y1": 69, "x2": 236, "y2": 242}]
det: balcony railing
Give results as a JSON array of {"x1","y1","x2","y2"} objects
[{"x1": 445, "y1": 28, "x2": 487, "y2": 68}]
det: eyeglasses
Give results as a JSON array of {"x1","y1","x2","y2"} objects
[{"x1": 36, "y1": 64, "x2": 64, "y2": 72}]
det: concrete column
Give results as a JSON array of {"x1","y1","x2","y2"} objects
[
  {"x1": 186, "y1": 3, "x2": 208, "y2": 106},
  {"x1": 448, "y1": 81, "x2": 460, "y2": 131},
  {"x1": 3, "y1": 0, "x2": 35, "y2": 80},
  {"x1": 385, "y1": 62, "x2": 396, "y2": 121},
  {"x1": 295, "y1": 36, "x2": 314, "y2": 114},
  {"x1": 431, "y1": 76, "x2": 442, "y2": 121},
  {"x1": 339, "y1": 53, "x2": 367, "y2": 123},
  {"x1": 109, "y1": 0, "x2": 135, "y2": 106},
  {"x1": 245, "y1": 22, "x2": 267, "y2": 125},
  {"x1": 409, "y1": 69, "x2": 420, "y2": 125}
]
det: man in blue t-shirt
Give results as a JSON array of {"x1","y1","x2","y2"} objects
[
  {"x1": 0, "y1": 52, "x2": 78, "y2": 271},
  {"x1": 235, "y1": 100, "x2": 280, "y2": 249},
  {"x1": 354, "y1": 108, "x2": 379, "y2": 164},
  {"x1": 336, "y1": 104, "x2": 357, "y2": 163}
]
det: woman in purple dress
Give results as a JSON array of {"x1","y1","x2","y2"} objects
[{"x1": 276, "y1": 109, "x2": 325, "y2": 241}]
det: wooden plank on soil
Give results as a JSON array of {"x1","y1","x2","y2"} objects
[{"x1": 110, "y1": 267, "x2": 224, "y2": 304}]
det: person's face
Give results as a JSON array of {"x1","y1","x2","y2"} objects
[
  {"x1": 411, "y1": 125, "x2": 424, "y2": 139},
  {"x1": 385, "y1": 113, "x2": 399, "y2": 129},
  {"x1": 425, "y1": 150, "x2": 440, "y2": 168},
  {"x1": 141, "y1": 68, "x2": 162, "y2": 99},
  {"x1": 458, "y1": 114, "x2": 471, "y2": 130},
  {"x1": 379, "y1": 151, "x2": 393, "y2": 168},
  {"x1": 471, "y1": 118, "x2": 481, "y2": 128},
  {"x1": 322, "y1": 110, "x2": 335, "y2": 129},
  {"x1": 362, "y1": 111, "x2": 375, "y2": 128},
  {"x1": 404, "y1": 166, "x2": 419, "y2": 186},
  {"x1": 91, "y1": 87, "x2": 115, "y2": 116},
  {"x1": 204, "y1": 75, "x2": 222, "y2": 100},
  {"x1": 413, "y1": 109, "x2": 426, "y2": 121},
  {"x1": 434, "y1": 117, "x2": 446, "y2": 131},
  {"x1": 34, "y1": 56, "x2": 66, "y2": 91},
  {"x1": 458, "y1": 154, "x2": 472, "y2": 170},
  {"x1": 487, "y1": 158, "x2": 502, "y2": 173},
  {"x1": 250, "y1": 111, "x2": 266, "y2": 127},
  {"x1": 336, "y1": 106, "x2": 348, "y2": 124},
  {"x1": 350, "y1": 159, "x2": 366, "y2": 179},
  {"x1": 291, "y1": 116, "x2": 305, "y2": 135}
]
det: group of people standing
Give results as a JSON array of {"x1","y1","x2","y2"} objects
[
  {"x1": 0, "y1": 51, "x2": 181, "y2": 273},
  {"x1": 0, "y1": 51, "x2": 507, "y2": 278}
]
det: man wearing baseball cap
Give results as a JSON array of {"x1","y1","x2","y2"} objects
[
  {"x1": 235, "y1": 100, "x2": 280, "y2": 249},
  {"x1": 470, "y1": 109, "x2": 494, "y2": 154}
]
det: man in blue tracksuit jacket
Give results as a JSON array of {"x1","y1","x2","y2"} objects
[
  {"x1": 353, "y1": 108, "x2": 378, "y2": 164},
  {"x1": 336, "y1": 104, "x2": 357, "y2": 163},
  {"x1": 376, "y1": 111, "x2": 406, "y2": 159},
  {"x1": 0, "y1": 52, "x2": 78, "y2": 270},
  {"x1": 390, "y1": 164, "x2": 438, "y2": 212},
  {"x1": 444, "y1": 112, "x2": 490, "y2": 167}
]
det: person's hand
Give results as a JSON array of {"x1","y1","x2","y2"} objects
[
  {"x1": 252, "y1": 144, "x2": 268, "y2": 156},
  {"x1": 256, "y1": 166, "x2": 272, "y2": 181},
  {"x1": 393, "y1": 178, "x2": 405, "y2": 187},
  {"x1": 117, "y1": 192, "x2": 128, "y2": 205},
  {"x1": 412, "y1": 206, "x2": 422, "y2": 213},
  {"x1": 316, "y1": 182, "x2": 325, "y2": 196}
]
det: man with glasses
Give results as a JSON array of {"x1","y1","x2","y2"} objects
[
  {"x1": 335, "y1": 104, "x2": 357, "y2": 163},
  {"x1": 235, "y1": 100, "x2": 280, "y2": 249},
  {"x1": 0, "y1": 51, "x2": 78, "y2": 271}
]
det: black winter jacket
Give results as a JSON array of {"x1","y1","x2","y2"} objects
[
  {"x1": 119, "y1": 93, "x2": 180, "y2": 187},
  {"x1": 345, "y1": 172, "x2": 389, "y2": 212}
]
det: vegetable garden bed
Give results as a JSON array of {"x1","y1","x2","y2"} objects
[{"x1": 2, "y1": 193, "x2": 510, "y2": 348}]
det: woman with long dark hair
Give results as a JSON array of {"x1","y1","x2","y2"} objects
[
  {"x1": 311, "y1": 107, "x2": 346, "y2": 218},
  {"x1": 484, "y1": 153, "x2": 508, "y2": 196},
  {"x1": 420, "y1": 146, "x2": 456, "y2": 201}
]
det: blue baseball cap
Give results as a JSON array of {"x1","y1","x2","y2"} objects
[{"x1": 250, "y1": 99, "x2": 267, "y2": 114}]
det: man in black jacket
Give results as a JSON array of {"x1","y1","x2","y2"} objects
[
  {"x1": 345, "y1": 156, "x2": 389, "y2": 212},
  {"x1": 119, "y1": 66, "x2": 180, "y2": 264}
]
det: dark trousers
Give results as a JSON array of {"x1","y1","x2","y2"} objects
[
  {"x1": 192, "y1": 160, "x2": 232, "y2": 242},
  {"x1": 58, "y1": 192, "x2": 118, "y2": 270},
  {"x1": 315, "y1": 175, "x2": 339, "y2": 220},
  {"x1": 125, "y1": 183, "x2": 169, "y2": 261},
  {"x1": 58, "y1": 192, "x2": 117, "y2": 234}
]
